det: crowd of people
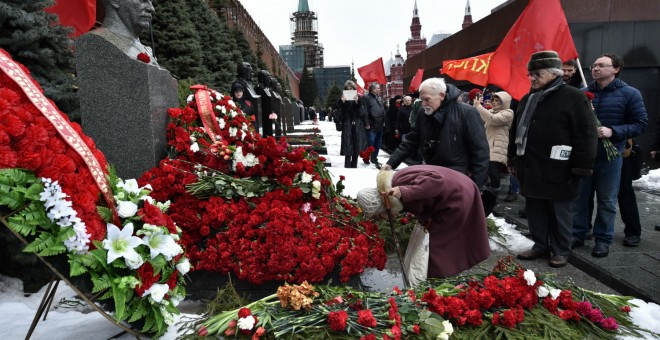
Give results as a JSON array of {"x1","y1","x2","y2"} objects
[{"x1": 353, "y1": 50, "x2": 653, "y2": 279}]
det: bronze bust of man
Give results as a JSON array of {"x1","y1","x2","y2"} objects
[
  {"x1": 257, "y1": 70, "x2": 272, "y2": 96},
  {"x1": 91, "y1": 0, "x2": 158, "y2": 65}
]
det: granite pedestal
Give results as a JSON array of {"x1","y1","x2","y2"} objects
[{"x1": 76, "y1": 33, "x2": 177, "y2": 179}]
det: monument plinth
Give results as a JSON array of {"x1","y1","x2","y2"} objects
[{"x1": 76, "y1": 33, "x2": 177, "y2": 179}]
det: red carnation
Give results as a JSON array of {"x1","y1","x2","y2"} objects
[
  {"x1": 238, "y1": 307, "x2": 252, "y2": 318},
  {"x1": 412, "y1": 324, "x2": 420, "y2": 334},
  {"x1": 327, "y1": 310, "x2": 348, "y2": 332},
  {"x1": 357, "y1": 309, "x2": 377, "y2": 328},
  {"x1": 135, "y1": 263, "x2": 161, "y2": 296},
  {"x1": 137, "y1": 52, "x2": 151, "y2": 63},
  {"x1": 621, "y1": 305, "x2": 631, "y2": 313},
  {"x1": 584, "y1": 91, "x2": 595, "y2": 101}
]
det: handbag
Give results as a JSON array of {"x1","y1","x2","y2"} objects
[{"x1": 403, "y1": 222, "x2": 429, "y2": 287}]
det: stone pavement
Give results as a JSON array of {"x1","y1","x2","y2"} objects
[{"x1": 493, "y1": 176, "x2": 660, "y2": 304}]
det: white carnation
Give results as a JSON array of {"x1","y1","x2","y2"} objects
[{"x1": 523, "y1": 269, "x2": 536, "y2": 286}]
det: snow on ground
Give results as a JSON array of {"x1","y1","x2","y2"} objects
[
  {"x1": 487, "y1": 214, "x2": 534, "y2": 253},
  {"x1": 633, "y1": 168, "x2": 660, "y2": 192},
  {"x1": 1, "y1": 119, "x2": 658, "y2": 339}
]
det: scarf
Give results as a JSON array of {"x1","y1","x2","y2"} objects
[{"x1": 515, "y1": 76, "x2": 565, "y2": 156}]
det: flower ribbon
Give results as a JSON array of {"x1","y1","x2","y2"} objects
[
  {"x1": 190, "y1": 84, "x2": 222, "y2": 141},
  {"x1": 0, "y1": 49, "x2": 121, "y2": 225}
]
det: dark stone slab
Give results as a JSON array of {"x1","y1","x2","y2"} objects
[
  {"x1": 186, "y1": 269, "x2": 362, "y2": 301},
  {"x1": 76, "y1": 33, "x2": 177, "y2": 179}
]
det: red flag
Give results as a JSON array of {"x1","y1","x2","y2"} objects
[
  {"x1": 357, "y1": 58, "x2": 387, "y2": 85},
  {"x1": 440, "y1": 53, "x2": 493, "y2": 87},
  {"x1": 46, "y1": 0, "x2": 96, "y2": 37},
  {"x1": 408, "y1": 69, "x2": 424, "y2": 92},
  {"x1": 487, "y1": 0, "x2": 577, "y2": 100},
  {"x1": 356, "y1": 81, "x2": 365, "y2": 96}
]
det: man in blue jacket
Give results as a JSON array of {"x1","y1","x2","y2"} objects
[{"x1": 572, "y1": 53, "x2": 648, "y2": 257}]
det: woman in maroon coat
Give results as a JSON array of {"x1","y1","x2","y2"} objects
[{"x1": 358, "y1": 165, "x2": 491, "y2": 278}]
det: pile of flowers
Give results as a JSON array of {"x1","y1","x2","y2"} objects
[
  {"x1": 139, "y1": 87, "x2": 386, "y2": 284},
  {"x1": 0, "y1": 53, "x2": 187, "y2": 337},
  {"x1": 359, "y1": 146, "x2": 376, "y2": 164},
  {"x1": 184, "y1": 257, "x2": 651, "y2": 339}
]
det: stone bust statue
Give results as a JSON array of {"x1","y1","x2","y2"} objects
[
  {"x1": 257, "y1": 70, "x2": 272, "y2": 97},
  {"x1": 269, "y1": 77, "x2": 281, "y2": 99},
  {"x1": 91, "y1": 0, "x2": 158, "y2": 65},
  {"x1": 237, "y1": 62, "x2": 253, "y2": 83},
  {"x1": 258, "y1": 70, "x2": 271, "y2": 88}
]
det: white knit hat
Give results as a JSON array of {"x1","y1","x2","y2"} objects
[
  {"x1": 357, "y1": 187, "x2": 386, "y2": 218},
  {"x1": 356, "y1": 169, "x2": 404, "y2": 218}
]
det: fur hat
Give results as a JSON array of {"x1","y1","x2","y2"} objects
[
  {"x1": 356, "y1": 169, "x2": 404, "y2": 218},
  {"x1": 527, "y1": 51, "x2": 562, "y2": 71}
]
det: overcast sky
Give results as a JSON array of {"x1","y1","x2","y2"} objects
[{"x1": 238, "y1": 0, "x2": 508, "y2": 83}]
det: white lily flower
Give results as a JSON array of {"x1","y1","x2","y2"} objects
[
  {"x1": 102, "y1": 223, "x2": 143, "y2": 265},
  {"x1": 143, "y1": 283, "x2": 170, "y2": 303},
  {"x1": 117, "y1": 179, "x2": 141, "y2": 195},
  {"x1": 143, "y1": 231, "x2": 183, "y2": 261},
  {"x1": 523, "y1": 269, "x2": 536, "y2": 286}
]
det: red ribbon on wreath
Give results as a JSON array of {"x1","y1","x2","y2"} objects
[
  {"x1": 0, "y1": 49, "x2": 120, "y2": 225},
  {"x1": 190, "y1": 84, "x2": 222, "y2": 142}
]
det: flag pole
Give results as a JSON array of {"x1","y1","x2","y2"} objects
[{"x1": 575, "y1": 58, "x2": 588, "y2": 88}]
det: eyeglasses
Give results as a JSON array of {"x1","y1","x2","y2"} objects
[
  {"x1": 527, "y1": 70, "x2": 546, "y2": 79},
  {"x1": 590, "y1": 64, "x2": 613, "y2": 70}
]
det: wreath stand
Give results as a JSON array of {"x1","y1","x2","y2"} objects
[{"x1": 1, "y1": 215, "x2": 144, "y2": 340}]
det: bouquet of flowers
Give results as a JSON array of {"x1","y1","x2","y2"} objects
[
  {"x1": 139, "y1": 87, "x2": 387, "y2": 284},
  {"x1": 359, "y1": 146, "x2": 376, "y2": 164},
  {"x1": 585, "y1": 91, "x2": 620, "y2": 161},
  {"x1": 0, "y1": 51, "x2": 188, "y2": 337},
  {"x1": 183, "y1": 257, "x2": 653, "y2": 340}
]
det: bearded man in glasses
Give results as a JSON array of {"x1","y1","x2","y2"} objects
[
  {"x1": 508, "y1": 51, "x2": 597, "y2": 268},
  {"x1": 571, "y1": 53, "x2": 648, "y2": 255}
]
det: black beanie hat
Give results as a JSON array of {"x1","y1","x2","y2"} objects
[
  {"x1": 527, "y1": 51, "x2": 562, "y2": 71},
  {"x1": 231, "y1": 82, "x2": 244, "y2": 92}
]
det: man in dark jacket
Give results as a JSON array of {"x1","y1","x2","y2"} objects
[
  {"x1": 382, "y1": 78, "x2": 489, "y2": 191},
  {"x1": 509, "y1": 51, "x2": 598, "y2": 268},
  {"x1": 362, "y1": 82, "x2": 386, "y2": 163},
  {"x1": 572, "y1": 53, "x2": 648, "y2": 255},
  {"x1": 395, "y1": 95, "x2": 413, "y2": 142}
]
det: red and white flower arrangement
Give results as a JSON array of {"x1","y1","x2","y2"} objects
[
  {"x1": 139, "y1": 87, "x2": 387, "y2": 284},
  {"x1": 0, "y1": 52, "x2": 188, "y2": 337}
]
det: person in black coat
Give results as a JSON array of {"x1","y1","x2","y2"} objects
[
  {"x1": 362, "y1": 83, "x2": 386, "y2": 162},
  {"x1": 508, "y1": 51, "x2": 597, "y2": 268},
  {"x1": 231, "y1": 82, "x2": 253, "y2": 116},
  {"x1": 395, "y1": 95, "x2": 413, "y2": 142},
  {"x1": 384, "y1": 95, "x2": 402, "y2": 152},
  {"x1": 383, "y1": 78, "x2": 489, "y2": 191},
  {"x1": 336, "y1": 80, "x2": 369, "y2": 168}
]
